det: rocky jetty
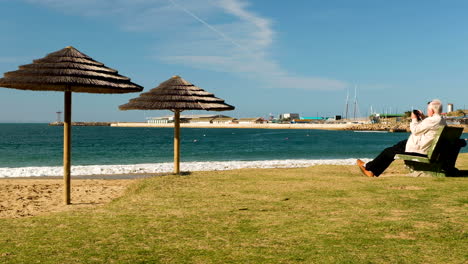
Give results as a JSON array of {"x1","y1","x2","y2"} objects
[
  {"x1": 347, "y1": 123, "x2": 410, "y2": 132},
  {"x1": 348, "y1": 123, "x2": 468, "y2": 133}
]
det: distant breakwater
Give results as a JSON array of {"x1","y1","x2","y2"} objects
[
  {"x1": 346, "y1": 123, "x2": 468, "y2": 133},
  {"x1": 347, "y1": 123, "x2": 410, "y2": 132},
  {"x1": 49, "y1": 122, "x2": 111, "y2": 126}
]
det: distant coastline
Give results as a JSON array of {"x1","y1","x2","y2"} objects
[
  {"x1": 110, "y1": 122, "x2": 354, "y2": 130},
  {"x1": 47, "y1": 121, "x2": 468, "y2": 132}
]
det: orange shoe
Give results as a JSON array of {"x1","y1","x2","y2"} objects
[{"x1": 356, "y1": 159, "x2": 375, "y2": 177}]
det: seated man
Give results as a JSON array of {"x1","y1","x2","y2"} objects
[{"x1": 357, "y1": 99, "x2": 446, "y2": 177}]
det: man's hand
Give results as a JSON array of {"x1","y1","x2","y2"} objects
[{"x1": 411, "y1": 110, "x2": 424, "y2": 120}]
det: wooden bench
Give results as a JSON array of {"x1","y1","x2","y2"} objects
[{"x1": 395, "y1": 126, "x2": 465, "y2": 177}]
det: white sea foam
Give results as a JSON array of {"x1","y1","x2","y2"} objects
[{"x1": 0, "y1": 159, "x2": 372, "y2": 178}]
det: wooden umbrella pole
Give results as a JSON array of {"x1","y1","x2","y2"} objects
[
  {"x1": 174, "y1": 110, "x2": 180, "y2": 174},
  {"x1": 63, "y1": 90, "x2": 72, "y2": 205}
]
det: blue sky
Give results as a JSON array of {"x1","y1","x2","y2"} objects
[{"x1": 0, "y1": 0, "x2": 467, "y2": 122}]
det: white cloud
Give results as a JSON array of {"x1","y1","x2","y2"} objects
[
  {"x1": 217, "y1": 0, "x2": 274, "y2": 48},
  {"x1": 25, "y1": 0, "x2": 347, "y2": 90},
  {"x1": 162, "y1": 55, "x2": 346, "y2": 90}
]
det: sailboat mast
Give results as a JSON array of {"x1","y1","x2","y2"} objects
[
  {"x1": 353, "y1": 86, "x2": 357, "y2": 120},
  {"x1": 344, "y1": 89, "x2": 349, "y2": 120}
]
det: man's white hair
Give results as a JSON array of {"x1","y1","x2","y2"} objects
[{"x1": 429, "y1": 99, "x2": 443, "y2": 114}]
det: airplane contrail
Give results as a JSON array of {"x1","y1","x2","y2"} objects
[{"x1": 168, "y1": 0, "x2": 247, "y2": 51}]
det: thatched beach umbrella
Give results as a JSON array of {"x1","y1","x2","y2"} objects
[
  {"x1": 119, "y1": 75, "x2": 234, "y2": 174},
  {"x1": 0, "y1": 46, "x2": 143, "y2": 204}
]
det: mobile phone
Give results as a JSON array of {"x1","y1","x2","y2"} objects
[{"x1": 412, "y1": 110, "x2": 422, "y2": 121}]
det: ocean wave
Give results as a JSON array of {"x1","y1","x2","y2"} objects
[{"x1": 0, "y1": 159, "x2": 372, "y2": 178}]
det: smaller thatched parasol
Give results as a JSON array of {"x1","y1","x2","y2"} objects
[
  {"x1": 119, "y1": 75, "x2": 235, "y2": 174},
  {"x1": 0, "y1": 46, "x2": 143, "y2": 204}
]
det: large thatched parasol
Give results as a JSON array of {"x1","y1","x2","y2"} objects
[
  {"x1": 0, "y1": 46, "x2": 143, "y2": 204},
  {"x1": 119, "y1": 75, "x2": 235, "y2": 174}
]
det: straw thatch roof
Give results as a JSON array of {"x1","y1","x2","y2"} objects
[
  {"x1": 119, "y1": 75, "x2": 235, "y2": 111},
  {"x1": 0, "y1": 46, "x2": 143, "y2": 93}
]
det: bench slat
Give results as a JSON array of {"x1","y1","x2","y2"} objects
[{"x1": 394, "y1": 154, "x2": 430, "y2": 163}]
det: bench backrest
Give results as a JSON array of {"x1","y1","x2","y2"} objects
[{"x1": 427, "y1": 126, "x2": 464, "y2": 162}]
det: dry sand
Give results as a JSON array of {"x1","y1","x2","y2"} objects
[{"x1": 0, "y1": 178, "x2": 134, "y2": 219}]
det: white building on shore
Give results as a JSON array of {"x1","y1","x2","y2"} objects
[
  {"x1": 147, "y1": 116, "x2": 173, "y2": 124},
  {"x1": 237, "y1": 117, "x2": 266, "y2": 124},
  {"x1": 147, "y1": 114, "x2": 234, "y2": 124},
  {"x1": 279, "y1": 113, "x2": 300, "y2": 120}
]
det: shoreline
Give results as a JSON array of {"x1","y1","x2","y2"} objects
[
  {"x1": 1, "y1": 154, "x2": 466, "y2": 219},
  {"x1": 0, "y1": 158, "x2": 370, "y2": 179}
]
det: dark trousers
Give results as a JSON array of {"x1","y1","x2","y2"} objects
[{"x1": 365, "y1": 139, "x2": 426, "y2": 177}]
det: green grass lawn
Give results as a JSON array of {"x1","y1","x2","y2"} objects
[{"x1": 1, "y1": 155, "x2": 467, "y2": 264}]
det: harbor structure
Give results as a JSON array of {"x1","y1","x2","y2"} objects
[
  {"x1": 56, "y1": 111, "x2": 62, "y2": 123},
  {"x1": 447, "y1": 103, "x2": 454, "y2": 113},
  {"x1": 189, "y1": 117, "x2": 214, "y2": 124},
  {"x1": 237, "y1": 117, "x2": 266, "y2": 124},
  {"x1": 147, "y1": 116, "x2": 172, "y2": 124},
  {"x1": 212, "y1": 116, "x2": 236, "y2": 124},
  {"x1": 293, "y1": 115, "x2": 343, "y2": 124},
  {"x1": 279, "y1": 113, "x2": 299, "y2": 121},
  {"x1": 147, "y1": 114, "x2": 233, "y2": 124}
]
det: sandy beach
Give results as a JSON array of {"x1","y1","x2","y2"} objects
[{"x1": 0, "y1": 178, "x2": 132, "y2": 219}]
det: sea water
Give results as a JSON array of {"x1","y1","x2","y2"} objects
[{"x1": 0, "y1": 123, "x2": 465, "y2": 177}]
